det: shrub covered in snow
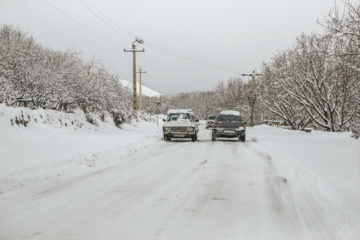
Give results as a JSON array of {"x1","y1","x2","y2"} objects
[{"x1": 0, "y1": 25, "x2": 134, "y2": 126}]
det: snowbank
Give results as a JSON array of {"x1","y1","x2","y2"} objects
[
  {"x1": 247, "y1": 125, "x2": 360, "y2": 239},
  {"x1": 0, "y1": 104, "x2": 163, "y2": 193}
]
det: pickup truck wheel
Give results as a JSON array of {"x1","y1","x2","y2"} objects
[{"x1": 240, "y1": 135, "x2": 246, "y2": 142}]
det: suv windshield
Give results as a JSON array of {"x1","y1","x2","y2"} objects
[
  {"x1": 216, "y1": 115, "x2": 243, "y2": 122},
  {"x1": 167, "y1": 113, "x2": 193, "y2": 122},
  {"x1": 208, "y1": 116, "x2": 216, "y2": 120}
]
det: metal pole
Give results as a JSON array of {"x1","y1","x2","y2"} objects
[
  {"x1": 136, "y1": 68, "x2": 147, "y2": 111},
  {"x1": 139, "y1": 68, "x2": 142, "y2": 110},
  {"x1": 132, "y1": 44, "x2": 137, "y2": 111},
  {"x1": 241, "y1": 71, "x2": 263, "y2": 127},
  {"x1": 124, "y1": 38, "x2": 145, "y2": 111},
  {"x1": 249, "y1": 102, "x2": 253, "y2": 126},
  {"x1": 250, "y1": 74, "x2": 255, "y2": 126}
]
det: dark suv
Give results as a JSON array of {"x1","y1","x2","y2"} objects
[{"x1": 211, "y1": 110, "x2": 246, "y2": 142}]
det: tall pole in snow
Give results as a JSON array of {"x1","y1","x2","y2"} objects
[
  {"x1": 124, "y1": 38, "x2": 145, "y2": 111},
  {"x1": 241, "y1": 71, "x2": 263, "y2": 127},
  {"x1": 136, "y1": 67, "x2": 147, "y2": 111}
]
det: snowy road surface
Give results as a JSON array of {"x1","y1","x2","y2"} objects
[{"x1": 1, "y1": 122, "x2": 359, "y2": 240}]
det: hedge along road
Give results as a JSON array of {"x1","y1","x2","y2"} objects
[{"x1": 0, "y1": 125, "x2": 337, "y2": 240}]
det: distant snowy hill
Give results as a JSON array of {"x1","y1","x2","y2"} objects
[{"x1": 119, "y1": 79, "x2": 162, "y2": 97}]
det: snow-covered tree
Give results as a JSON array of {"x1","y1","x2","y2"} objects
[
  {"x1": 0, "y1": 25, "x2": 134, "y2": 125},
  {"x1": 260, "y1": 33, "x2": 359, "y2": 131},
  {"x1": 320, "y1": 0, "x2": 360, "y2": 134},
  {"x1": 161, "y1": 77, "x2": 250, "y2": 121},
  {"x1": 260, "y1": 62, "x2": 311, "y2": 130}
]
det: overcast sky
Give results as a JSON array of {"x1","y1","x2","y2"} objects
[{"x1": 0, "y1": 0, "x2": 342, "y2": 94}]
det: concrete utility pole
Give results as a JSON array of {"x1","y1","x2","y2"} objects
[
  {"x1": 241, "y1": 71, "x2": 263, "y2": 127},
  {"x1": 124, "y1": 38, "x2": 145, "y2": 111},
  {"x1": 155, "y1": 97, "x2": 161, "y2": 126},
  {"x1": 136, "y1": 67, "x2": 147, "y2": 110}
]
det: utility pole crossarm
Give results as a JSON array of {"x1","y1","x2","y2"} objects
[
  {"x1": 124, "y1": 49, "x2": 145, "y2": 52},
  {"x1": 136, "y1": 69, "x2": 147, "y2": 74},
  {"x1": 241, "y1": 73, "x2": 263, "y2": 77}
]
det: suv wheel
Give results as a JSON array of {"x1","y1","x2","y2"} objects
[{"x1": 212, "y1": 131, "x2": 216, "y2": 141}]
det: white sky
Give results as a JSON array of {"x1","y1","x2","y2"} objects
[{"x1": 0, "y1": 0, "x2": 343, "y2": 94}]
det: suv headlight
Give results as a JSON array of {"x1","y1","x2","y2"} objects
[
  {"x1": 187, "y1": 127, "x2": 194, "y2": 131},
  {"x1": 163, "y1": 127, "x2": 170, "y2": 132}
]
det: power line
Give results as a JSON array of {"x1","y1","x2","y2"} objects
[
  {"x1": 145, "y1": 43, "x2": 242, "y2": 74},
  {"x1": 48, "y1": 0, "x2": 245, "y2": 74},
  {"x1": 44, "y1": 0, "x2": 124, "y2": 49},
  {"x1": 74, "y1": 1, "x2": 244, "y2": 74},
  {"x1": 77, "y1": 0, "x2": 133, "y2": 42},
  {"x1": 80, "y1": 0, "x2": 136, "y2": 39}
]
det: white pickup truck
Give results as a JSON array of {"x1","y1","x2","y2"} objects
[{"x1": 162, "y1": 109, "x2": 199, "y2": 142}]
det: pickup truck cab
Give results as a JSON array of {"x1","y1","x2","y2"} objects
[
  {"x1": 163, "y1": 109, "x2": 199, "y2": 142},
  {"x1": 211, "y1": 110, "x2": 246, "y2": 142}
]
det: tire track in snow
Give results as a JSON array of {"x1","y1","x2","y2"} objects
[
  {"x1": 0, "y1": 125, "x2": 340, "y2": 240},
  {"x1": 252, "y1": 141, "x2": 338, "y2": 240}
]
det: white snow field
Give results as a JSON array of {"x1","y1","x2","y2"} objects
[{"x1": 0, "y1": 105, "x2": 359, "y2": 240}]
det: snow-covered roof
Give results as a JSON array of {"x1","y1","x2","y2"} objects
[
  {"x1": 167, "y1": 109, "x2": 193, "y2": 115},
  {"x1": 118, "y1": 79, "x2": 162, "y2": 97},
  {"x1": 219, "y1": 110, "x2": 240, "y2": 116}
]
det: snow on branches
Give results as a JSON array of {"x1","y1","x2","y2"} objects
[
  {"x1": 260, "y1": 1, "x2": 360, "y2": 132},
  {"x1": 0, "y1": 25, "x2": 134, "y2": 126}
]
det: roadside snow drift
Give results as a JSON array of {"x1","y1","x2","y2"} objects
[{"x1": 0, "y1": 104, "x2": 162, "y2": 192}]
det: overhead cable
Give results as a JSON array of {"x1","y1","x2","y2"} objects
[
  {"x1": 145, "y1": 43, "x2": 241, "y2": 74},
  {"x1": 48, "y1": 0, "x2": 244, "y2": 74},
  {"x1": 75, "y1": 0, "x2": 243, "y2": 74},
  {"x1": 44, "y1": 0, "x2": 124, "y2": 49},
  {"x1": 78, "y1": 0, "x2": 134, "y2": 42}
]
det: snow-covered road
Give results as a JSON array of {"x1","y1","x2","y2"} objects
[{"x1": 1, "y1": 123, "x2": 359, "y2": 240}]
